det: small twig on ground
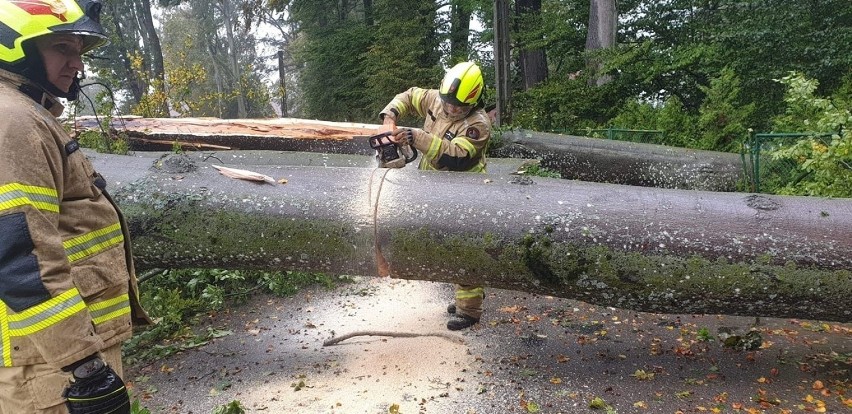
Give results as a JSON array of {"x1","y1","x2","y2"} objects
[{"x1": 323, "y1": 330, "x2": 465, "y2": 346}]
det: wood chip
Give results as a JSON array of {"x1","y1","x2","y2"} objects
[{"x1": 211, "y1": 165, "x2": 276, "y2": 184}]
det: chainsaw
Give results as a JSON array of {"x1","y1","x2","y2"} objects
[{"x1": 369, "y1": 131, "x2": 418, "y2": 168}]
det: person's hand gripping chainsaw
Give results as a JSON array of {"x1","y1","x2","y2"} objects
[{"x1": 373, "y1": 113, "x2": 418, "y2": 168}]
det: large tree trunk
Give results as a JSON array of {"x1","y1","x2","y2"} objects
[
  {"x1": 106, "y1": 2, "x2": 144, "y2": 104},
  {"x1": 221, "y1": 0, "x2": 248, "y2": 118},
  {"x1": 493, "y1": 0, "x2": 512, "y2": 126},
  {"x1": 515, "y1": 0, "x2": 548, "y2": 90},
  {"x1": 363, "y1": 0, "x2": 374, "y2": 26},
  {"x1": 90, "y1": 151, "x2": 852, "y2": 322},
  {"x1": 585, "y1": 0, "x2": 616, "y2": 86},
  {"x1": 137, "y1": 0, "x2": 169, "y2": 116}
]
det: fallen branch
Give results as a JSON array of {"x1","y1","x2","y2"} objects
[{"x1": 323, "y1": 330, "x2": 466, "y2": 346}]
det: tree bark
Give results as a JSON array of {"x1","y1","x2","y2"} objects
[
  {"x1": 137, "y1": 0, "x2": 169, "y2": 115},
  {"x1": 90, "y1": 151, "x2": 852, "y2": 322},
  {"x1": 278, "y1": 50, "x2": 288, "y2": 117},
  {"x1": 585, "y1": 0, "x2": 616, "y2": 86},
  {"x1": 493, "y1": 0, "x2": 512, "y2": 125},
  {"x1": 491, "y1": 129, "x2": 744, "y2": 191},
  {"x1": 363, "y1": 0, "x2": 374, "y2": 26},
  {"x1": 221, "y1": 0, "x2": 248, "y2": 118},
  {"x1": 106, "y1": 1, "x2": 144, "y2": 104},
  {"x1": 515, "y1": 0, "x2": 548, "y2": 90}
]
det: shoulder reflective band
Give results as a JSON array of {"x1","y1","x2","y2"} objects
[{"x1": 411, "y1": 89, "x2": 426, "y2": 118}]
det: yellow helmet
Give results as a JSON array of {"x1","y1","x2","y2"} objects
[
  {"x1": 0, "y1": 0, "x2": 108, "y2": 66},
  {"x1": 439, "y1": 61, "x2": 484, "y2": 107}
]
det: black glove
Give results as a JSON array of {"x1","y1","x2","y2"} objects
[{"x1": 62, "y1": 357, "x2": 130, "y2": 414}]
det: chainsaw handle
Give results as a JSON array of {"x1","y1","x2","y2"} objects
[
  {"x1": 368, "y1": 131, "x2": 394, "y2": 149},
  {"x1": 403, "y1": 146, "x2": 418, "y2": 164}
]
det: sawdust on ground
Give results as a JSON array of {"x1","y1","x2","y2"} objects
[{"x1": 128, "y1": 277, "x2": 852, "y2": 414}]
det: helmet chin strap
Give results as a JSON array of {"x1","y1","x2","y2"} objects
[{"x1": 64, "y1": 73, "x2": 83, "y2": 101}]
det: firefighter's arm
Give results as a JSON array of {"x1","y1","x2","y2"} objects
[
  {"x1": 0, "y1": 118, "x2": 102, "y2": 369},
  {"x1": 377, "y1": 111, "x2": 396, "y2": 135},
  {"x1": 379, "y1": 87, "x2": 433, "y2": 122},
  {"x1": 412, "y1": 118, "x2": 491, "y2": 171}
]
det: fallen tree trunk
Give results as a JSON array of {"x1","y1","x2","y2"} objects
[
  {"x1": 491, "y1": 130, "x2": 745, "y2": 191},
  {"x1": 90, "y1": 151, "x2": 852, "y2": 322},
  {"x1": 74, "y1": 117, "x2": 744, "y2": 191},
  {"x1": 73, "y1": 116, "x2": 378, "y2": 154}
]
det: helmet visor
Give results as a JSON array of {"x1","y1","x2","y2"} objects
[{"x1": 50, "y1": 0, "x2": 108, "y2": 53}]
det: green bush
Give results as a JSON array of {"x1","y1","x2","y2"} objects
[{"x1": 769, "y1": 72, "x2": 851, "y2": 198}]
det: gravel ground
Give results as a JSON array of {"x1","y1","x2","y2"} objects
[{"x1": 128, "y1": 277, "x2": 851, "y2": 414}]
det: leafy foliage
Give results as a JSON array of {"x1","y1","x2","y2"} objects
[
  {"x1": 362, "y1": 0, "x2": 443, "y2": 120},
  {"x1": 72, "y1": 88, "x2": 131, "y2": 154},
  {"x1": 513, "y1": 75, "x2": 623, "y2": 132},
  {"x1": 212, "y1": 400, "x2": 246, "y2": 414},
  {"x1": 293, "y1": 21, "x2": 373, "y2": 121},
  {"x1": 769, "y1": 73, "x2": 851, "y2": 198},
  {"x1": 696, "y1": 67, "x2": 754, "y2": 152}
]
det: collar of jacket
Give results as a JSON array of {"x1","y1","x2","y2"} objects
[{"x1": 0, "y1": 68, "x2": 65, "y2": 117}]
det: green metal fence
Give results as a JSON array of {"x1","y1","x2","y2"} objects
[
  {"x1": 550, "y1": 127, "x2": 839, "y2": 194},
  {"x1": 740, "y1": 131, "x2": 835, "y2": 193}
]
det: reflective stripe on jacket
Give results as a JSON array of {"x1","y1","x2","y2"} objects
[
  {"x1": 0, "y1": 69, "x2": 150, "y2": 369},
  {"x1": 380, "y1": 87, "x2": 491, "y2": 173}
]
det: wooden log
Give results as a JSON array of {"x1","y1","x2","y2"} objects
[{"x1": 89, "y1": 151, "x2": 852, "y2": 322}]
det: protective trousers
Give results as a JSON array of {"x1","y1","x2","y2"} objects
[
  {"x1": 455, "y1": 284, "x2": 484, "y2": 319},
  {"x1": 0, "y1": 343, "x2": 123, "y2": 414}
]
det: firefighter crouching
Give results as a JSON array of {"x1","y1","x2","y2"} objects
[
  {"x1": 0, "y1": 0, "x2": 151, "y2": 412},
  {"x1": 377, "y1": 61, "x2": 491, "y2": 331}
]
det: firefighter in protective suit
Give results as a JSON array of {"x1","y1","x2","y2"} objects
[
  {"x1": 378, "y1": 61, "x2": 491, "y2": 331},
  {"x1": 0, "y1": 0, "x2": 150, "y2": 412}
]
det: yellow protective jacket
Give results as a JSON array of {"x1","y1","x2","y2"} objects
[
  {"x1": 0, "y1": 69, "x2": 150, "y2": 370},
  {"x1": 380, "y1": 87, "x2": 491, "y2": 172}
]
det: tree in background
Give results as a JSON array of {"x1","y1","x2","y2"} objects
[
  {"x1": 696, "y1": 67, "x2": 754, "y2": 152},
  {"x1": 79, "y1": 0, "x2": 851, "y2": 164},
  {"x1": 583, "y1": 0, "x2": 615, "y2": 86},
  {"x1": 88, "y1": 0, "x2": 168, "y2": 115},
  {"x1": 512, "y1": 0, "x2": 623, "y2": 131},
  {"x1": 363, "y1": 0, "x2": 443, "y2": 122},
  {"x1": 602, "y1": 0, "x2": 850, "y2": 141},
  {"x1": 285, "y1": 0, "x2": 373, "y2": 121},
  {"x1": 514, "y1": 0, "x2": 547, "y2": 90}
]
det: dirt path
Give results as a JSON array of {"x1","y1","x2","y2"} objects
[{"x1": 128, "y1": 277, "x2": 851, "y2": 414}]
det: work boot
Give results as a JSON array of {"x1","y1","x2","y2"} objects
[
  {"x1": 447, "y1": 314, "x2": 479, "y2": 331},
  {"x1": 447, "y1": 303, "x2": 456, "y2": 314}
]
